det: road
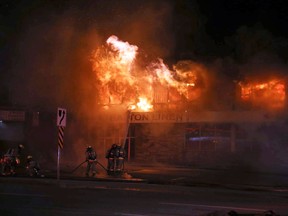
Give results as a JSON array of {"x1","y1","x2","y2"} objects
[{"x1": 0, "y1": 177, "x2": 287, "y2": 216}]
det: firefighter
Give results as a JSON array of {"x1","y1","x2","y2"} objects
[
  {"x1": 106, "y1": 144, "x2": 118, "y2": 172},
  {"x1": 116, "y1": 145, "x2": 126, "y2": 171},
  {"x1": 85, "y1": 146, "x2": 97, "y2": 177},
  {"x1": 26, "y1": 155, "x2": 41, "y2": 177},
  {"x1": 1, "y1": 144, "x2": 24, "y2": 176}
]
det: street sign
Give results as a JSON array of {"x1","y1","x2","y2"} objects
[
  {"x1": 58, "y1": 126, "x2": 64, "y2": 149},
  {"x1": 56, "y1": 107, "x2": 67, "y2": 182},
  {"x1": 57, "y1": 108, "x2": 66, "y2": 127}
]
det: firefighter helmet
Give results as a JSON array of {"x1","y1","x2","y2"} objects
[
  {"x1": 18, "y1": 144, "x2": 24, "y2": 149},
  {"x1": 86, "y1": 146, "x2": 92, "y2": 152},
  {"x1": 27, "y1": 155, "x2": 33, "y2": 160}
]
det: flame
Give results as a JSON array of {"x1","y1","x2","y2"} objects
[
  {"x1": 91, "y1": 35, "x2": 207, "y2": 112},
  {"x1": 107, "y1": 35, "x2": 138, "y2": 66},
  {"x1": 240, "y1": 78, "x2": 286, "y2": 110},
  {"x1": 135, "y1": 97, "x2": 153, "y2": 112},
  {"x1": 148, "y1": 59, "x2": 202, "y2": 100}
]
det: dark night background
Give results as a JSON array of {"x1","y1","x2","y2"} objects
[{"x1": 1, "y1": 0, "x2": 288, "y2": 109}]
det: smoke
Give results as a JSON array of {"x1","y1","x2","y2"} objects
[
  {"x1": 209, "y1": 55, "x2": 288, "y2": 172},
  {"x1": 6, "y1": 1, "x2": 176, "y2": 166},
  {"x1": 5, "y1": 1, "x2": 288, "y2": 172},
  {"x1": 9, "y1": 0, "x2": 174, "y2": 110}
]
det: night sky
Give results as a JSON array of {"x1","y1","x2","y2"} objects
[
  {"x1": 1, "y1": 0, "x2": 287, "y2": 59},
  {"x1": 1, "y1": 1, "x2": 287, "y2": 50},
  {"x1": 197, "y1": 0, "x2": 288, "y2": 39}
]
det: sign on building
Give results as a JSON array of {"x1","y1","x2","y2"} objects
[{"x1": 0, "y1": 110, "x2": 25, "y2": 121}]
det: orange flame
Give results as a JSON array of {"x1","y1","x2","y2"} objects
[
  {"x1": 91, "y1": 36, "x2": 207, "y2": 112},
  {"x1": 107, "y1": 35, "x2": 138, "y2": 66},
  {"x1": 136, "y1": 97, "x2": 153, "y2": 112},
  {"x1": 240, "y1": 78, "x2": 286, "y2": 110}
]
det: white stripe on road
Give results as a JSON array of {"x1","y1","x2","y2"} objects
[
  {"x1": 170, "y1": 177, "x2": 186, "y2": 181},
  {"x1": 116, "y1": 214, "x2": 149, "y2": 216},
  {"x1": 160, "y1": 202, "x2": 266, "y2": 212}
]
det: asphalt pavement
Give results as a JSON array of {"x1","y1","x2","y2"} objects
[
  {"x1": 2, "y1": 161, "x2": 288, "y2": 192},
  {"x1": 53, "y1": 161, "x2": 288, "y2": 192},
  {"x1": 124, "y1": 162, "x2": 288, "y2": 192},
  {"x1": 1, "y1": 163, "x2": 287, "y2": 216}
]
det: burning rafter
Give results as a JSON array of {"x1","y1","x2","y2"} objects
[
  {"x1": 90, "y1": 35, "x2": 207, "y2": 112},
  {"x1": 239, "y1": 78, "x2": 286, "y2": 110}
]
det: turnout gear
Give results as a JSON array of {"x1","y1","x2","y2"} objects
[
  {"x1": 106, "y1": 144, "x2": 126, "y2": 175},
  {"x1": 106, "y1": 144, "x2": 118, "y2": 172},
  {"x1": 1, "y1": 155, "x2": 16, "y2": 176},
  {"x1": 26, "y1": 155, "x2": 41, "y2": 177},
  {"x1": 18, "y1": 144, "x2": 24, "y2": 150},
  {"x1": 1, "y1": 144, "x2": 24, "y2": 176},
  {"x1": 6, "y1": 144, "x2": 24, "y2": 158},
  {"x1": 116, "y1": 145, "x2": 125, "y2": 171},
  {"x1": 86, "y1": 146, "x2": 93, "y2": 152},
  {"x1": 85, "y1": 146, "x2": 97, "y2": 177}
]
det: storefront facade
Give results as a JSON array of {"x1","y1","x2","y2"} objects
[{"x1": 94, "y1": 109, "x2": 280, "y2": 167}]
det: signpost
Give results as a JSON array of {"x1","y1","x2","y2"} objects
[{"x1": 57, "y1": 108, "x2": 66, "y2": 181}]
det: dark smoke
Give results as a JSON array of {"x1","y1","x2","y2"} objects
[
  {"x1": 4, "y1": 0, "x2": 176, "y2": 168},
  {"x1": 9, "y1": 0, "x2": 174, "y2": 109}
]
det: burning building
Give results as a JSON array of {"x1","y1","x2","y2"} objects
[
  {"x1": 88, "y1": 36, "x2": 288, "y2": 169},
  {"x1": 91, "y1": 35, "x2": 210, "y2": 111},
  {"x1": 1, "y1": 35, "x2": 288, "y2": 171}
]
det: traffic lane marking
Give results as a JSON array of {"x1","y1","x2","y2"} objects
[{"x1": 160, "y1": 202, "x2": 266, "y2": 212}]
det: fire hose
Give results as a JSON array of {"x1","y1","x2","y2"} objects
[
  {"x1": 96, "y1": 161, "x2": 108, "y2": 171},
  {"x1": 70, "y1": 160, "x2": 86, "y2": 173},
  {"x1": 70, "y1": 160, "x2": 108, "y2": 173}
]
